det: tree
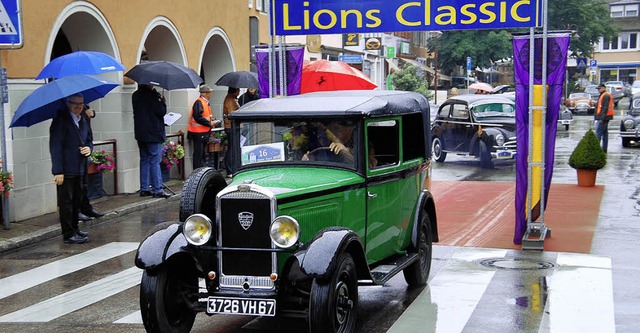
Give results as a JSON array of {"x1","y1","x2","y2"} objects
[
  {"x1": 430, "y1": 0, "x2": 617, "y2": 73},
  {"x1": 392, "y1": 64, "x2": 430, "y2": 98}
]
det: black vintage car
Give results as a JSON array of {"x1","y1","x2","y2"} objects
[
  {"x1": 620, "y1": 94, "x2": 640, "y2": 147},
  {"x1": 134, "y1": 90, "x2": 438, "y2": 333},
  {"x1": 431, "y1": 94, "x2": 517, "y2": 168}
]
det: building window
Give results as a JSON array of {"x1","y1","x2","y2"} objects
[
  {"x1": 602, "y1": 33, "x2": 639, "y2": 51},
  {"x1": 248, "y1": 0, "x2": 253, "y2": 8},
  {"x1": 611, "y1": 4, "x2": 639, "y2": 17},
  {"x1": 256, "y1": 0, "x2": 268, "y2": 13}
]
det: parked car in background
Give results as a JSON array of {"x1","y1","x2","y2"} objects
[
  {"x1": 564, "y1": 92, "x2": 596, "y2": 115},
  {"x1": 605, "y1": 81, "x2": 632, "y2": 104},
  {"x1": 492, "y1": 84, "x2": 514, "y2": 94},
  {"x1": 558, "y1": 106, "x2": 573, "y2": 130},
  {"x1": 619, "y1": 94, "x2": 640, "y2": 147},
  {"x1": 631, "y1": 80, "x2": 640, "y2": 96},
  {"x1": 584, "y1": 84, "x2": 599, "y2": 100},
  {"x1": 135, "y1": 90, "x2": 438, "y2": 333},
  {"x1": 431, "y1": 94, "x2": 517, "y2": 168}
]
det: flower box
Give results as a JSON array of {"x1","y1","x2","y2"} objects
[{"x1": 207, "y1": 142, "x2": 224, "y2": 152}]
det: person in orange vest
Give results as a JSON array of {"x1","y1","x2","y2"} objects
[
  {"x1": 595, "y1": 83, "x2": 614, "y2": 153},
  {"x1": 188, "y1": 84, "x2": 221, "y2": 169}
]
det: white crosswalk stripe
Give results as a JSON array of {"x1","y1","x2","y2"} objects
[{"x1": 0, "y1": 242, "x2": 139, "y2": 300}]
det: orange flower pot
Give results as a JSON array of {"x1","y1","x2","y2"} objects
[{"x1": 576, "y1": 169, "x2": 597, "y2": 187}]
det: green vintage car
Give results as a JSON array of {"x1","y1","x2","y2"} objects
[{"x1": 135, "y1": 90, "x2": 439, "y2": 333}]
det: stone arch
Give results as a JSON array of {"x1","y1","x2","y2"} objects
[
  {"x1": 199, "y1": 28, "x2": 235, "y2": 119},
  {"x1": 45, "y1": 2, "x2": 122, "y2": 83},
  {"x1": 137, "y1": 17, "x2": 188, "y2": 66}
]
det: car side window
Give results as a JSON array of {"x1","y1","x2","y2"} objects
[
  {"x1": 438, "y1": 105, "x2": 450, "y2": 117},
  {"x1": 367, "y1": 120, "x2": 399, "y2": 169},
  {"x1": 451, "y1": 104, "x2": 469, "y2": 119}
]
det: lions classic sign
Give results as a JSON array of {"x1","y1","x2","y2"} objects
[{"x1": 272, "y1": 0, "x2": 543, "y2": 36}]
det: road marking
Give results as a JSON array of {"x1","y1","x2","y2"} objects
[
  {"x1": 0, "y1": 267, "x2": 141, "y2": 322},
  {"x1": 0, "y1": 242, "x2": 139, "y2": 300},
  {"x1": 114, "y1": 310, "x2": 142, "y2": 324},
  {"x1": 387, "y1": 247, "x2": 507, "y2": 333},
  {"x1": 538, "y1": 252, "x2": 615, "y2": 333}
]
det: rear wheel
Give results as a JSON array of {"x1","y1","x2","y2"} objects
[
  {"x1": 479, "y1": 141, "x2": 494, "y2": 169},
  {"x1": 308, "y1": 253, "x2": 358, "y2": 333},
  {"x1": 431, "y1": 136, "x2": 447, "y2": 162},
  {"x1": 403, "y1": 213, "x2": 433, "y2": 287},
  {"x1": 140, "y1": 263, "x2": 197, "y2": 333},
  {"x1": 179, "y1": 167, "x2": 227, "y2": 221}
]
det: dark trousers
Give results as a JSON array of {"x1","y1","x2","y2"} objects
[
  {"x1": 57, "y1": 176, "x2": 82, "y2": 239},
  {"x1": 224, "y1": 129, "x2": 232, "y2": 174},
  {"x1": 80, "y1": 171, "x2": 93, "y2": 214},
  {"x1": 189, "y1": 132, "x2": 209, "y2": 170},
  {"x1": 596, "y1": 120, "x2": 609, "y2": 153}
]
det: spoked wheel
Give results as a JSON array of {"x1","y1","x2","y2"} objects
[
  {"x1": 431, "y1": 136, "x2": 446, "y2": 162},
  {"x1": 308, "y1": 253, "x2": 358, "y2": 333},
  {"x1": 403, "y1": 213, "x2": 433, "y2": 287},
  {"x1": 140, "y1": 263, "x2": 197, "y2": 333},
  {"x1": 479, "y1": 141, "x2": 494, "y2": 169},
  {"x1": 179, "y1": 167, "x2": 227, "y2": 221}
]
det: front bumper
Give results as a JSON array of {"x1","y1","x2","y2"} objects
[
  {"x1": 620, "y1": 129, "x2": 640, "y2": 138},
  {"x1": 491, "y1": 148, "x2": 517, "y2": 160}
]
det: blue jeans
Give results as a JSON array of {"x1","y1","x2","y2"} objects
[
  {"x1": 595, "y1": 120, "x2": 609, "y2": 153},
  {"x1": 138, "y1": 141, "x2": 163, "y2": 193}
]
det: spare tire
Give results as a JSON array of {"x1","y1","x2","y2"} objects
[{"x1": 179, "y1": 167, "x2": 228, "y2": 221}]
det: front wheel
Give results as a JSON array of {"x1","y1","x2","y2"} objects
[
  {"x1": 431, "y1": 136, "x2": 447, "y2": 162},
  {"x1": 308, "y1": 253, "x2": 358, "y2": 333},
  {"x1": 622, "y1": 137, "x2": 631, "y2": 148},
  {"x1": 140, "y1": 264, "x2": 197, "y2": 333},
  {"x1": 403, "y1": 213, "x2": 433, "y2": 287},
  {"x1": 180, "y1": 167, "x2": 227, "y2": 221}
]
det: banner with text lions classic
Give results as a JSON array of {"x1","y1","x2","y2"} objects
[
  {"x1": 272, "y1": 0, "x2": 543, "y2": 36},
  {"x1": 512, "y1": 33, "x2": 570, "y2": 244}
]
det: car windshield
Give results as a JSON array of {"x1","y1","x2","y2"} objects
[
  {"x1": 570, "y1": 93, "x2": 590, "y2": 99},
  {"x1": 585, "y1": 86, "x2": 598, "y2": 94},
  {"x1": 606, "y1": 81, "x2": 623, "y2": 86},
  {"x1": 238, "y1": 118, "x2": 358, "y2": 169},
  {"x1": 471, "y1": 102, "x2": 515, "y2": 118}
]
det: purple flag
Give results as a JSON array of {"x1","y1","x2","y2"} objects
[
  {"x1": 256, "y1": 46, "x2": 305, "y2": 98},
  {"x1": 512, "y1": 33, "x2": 570, "y2": 244}
]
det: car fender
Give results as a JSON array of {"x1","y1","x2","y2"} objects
[
  {"x1": 291, "y1": 227, "x2": 370, "y2": 281},
  {"x1": 412, "y1": 190, "x2": 439, "y2": 246},
  {"x1": 134, "y1": 222, "x2": 192, "y2": 271}
]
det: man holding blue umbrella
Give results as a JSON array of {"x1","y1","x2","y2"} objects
[{"x1": 50, "y1": 93, "x2": 93, "y2": 244}]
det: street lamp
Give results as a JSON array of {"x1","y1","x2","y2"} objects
[{"x1": 430, "y1": 31, "x2": 443, "y2": 104}]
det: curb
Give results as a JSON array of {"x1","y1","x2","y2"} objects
[{"x1": 0, "y1": 193, "x2": 181, "y2": 254}]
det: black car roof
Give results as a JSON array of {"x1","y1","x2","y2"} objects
[
  {"x1": 443, "y1": 94, "x2": 515, "y2": 105},
  {"x1": 230, "y1": 90, "x2": 430, "y2": 119}
]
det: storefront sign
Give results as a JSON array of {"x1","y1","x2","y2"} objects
[
  {"x1": 272, "y1": 0, "x2": 542, "y2": 36},
  {"x1": 343, "y1": 33, "x2": 360, "y2": 47}
]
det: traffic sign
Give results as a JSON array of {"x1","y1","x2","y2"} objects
[
  {"x1": 576, "y1": 57, "x2": 587, "y2": 69},
  {"x1": 466, "y1": 57, "x2": 472, "y2": 71},
  {"x1": 0, "y1": 0, "x2": 23, "y2": 48},
  {"x1": 590, "y1": 60, "x2": 598, "y2": 67}
]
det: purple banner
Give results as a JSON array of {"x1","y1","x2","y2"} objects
[
  {"x1": 256, "y1": 46, "x2": 305, "y2": 98},
  {"x1": 512, "y1": 33, "x2": 570, "y2": 244}
]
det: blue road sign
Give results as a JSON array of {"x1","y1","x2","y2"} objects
[
  {"x1": 590, "y1": 60, "x2": 598, "y2": 67},
  {"x1": 0, "y1": 0, "x2": 23, "y2": 48},
  {"x1": 466, "y1": 57, "x2": 472, "y2": 71},
  {"x1": 576, "y1": 57, "x2": 587, "y2": 69}
]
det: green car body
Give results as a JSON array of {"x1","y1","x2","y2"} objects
[{"x1": 135, "y1": 90, "x2": 439, "y2": 333}]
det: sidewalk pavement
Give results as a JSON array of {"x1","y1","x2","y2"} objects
[{"x1": 0, "y1": 180, "x2": 185, "y2": 253}]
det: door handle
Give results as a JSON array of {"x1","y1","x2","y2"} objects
[{"x1": 367, "y1": 191, "x2": 377, "y2": 199}]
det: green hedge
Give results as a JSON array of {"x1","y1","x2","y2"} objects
[{"x1": 568, "y1": 129, "x2": 606, "y2": 170}]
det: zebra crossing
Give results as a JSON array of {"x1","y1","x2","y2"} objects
[{"x1": 0, "y1": 243, "x2": 615, "y2": 332}]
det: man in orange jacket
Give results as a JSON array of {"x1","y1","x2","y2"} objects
[
  {"x1": 188, "y1": 84, "x2": 221, "y2": 169},
  {"x1": 595, "y1": 83, "x2": 614, "y2": 153}
]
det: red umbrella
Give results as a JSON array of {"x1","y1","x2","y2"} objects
[{"x1": 301, "y1": 60, "x2": 377, "y2": 93}]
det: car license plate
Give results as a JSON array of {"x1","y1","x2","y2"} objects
[
  {"x1": 207, "y1": 297, "x2": 276, "y2": 316},
  {"x1": 497, "y1": 151, "x2": 513, "y2": 159},
  {"x1": 561, "y1": 120, "x2": 570, "y2": 124}
]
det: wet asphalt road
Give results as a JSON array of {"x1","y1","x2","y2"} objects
[{"x1": 0, "y1": 103, "x2": 638, "y2": 332}]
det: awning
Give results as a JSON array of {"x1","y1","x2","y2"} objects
[{"x1": 386, "y1": 58, "x2": 401, "y2": 73}]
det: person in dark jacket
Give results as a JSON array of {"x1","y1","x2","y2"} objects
[
  {"x1": 595, "y1": 83, "x2": 615, "y2": 153},
  {"x1": 238, "y1": 88, "x2": 259, "y2": 106},
  {"x1": 132, "y1": 84, "x2": 171, "y2": 198},
  {"x1": 49, "y1": 93, "x2": 93, "y2": 244}
]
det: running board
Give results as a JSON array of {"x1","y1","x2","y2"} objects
[{"x1": 359, "y1": 253, "x2": 419, "y2": 286}]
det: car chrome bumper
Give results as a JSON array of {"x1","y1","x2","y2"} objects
[
  {"x1": 620, "y1": 130, "x2": 640, "y2": 138},
  {"x1": 491, "y1": 149, "x2": 517, "y2": 160}
]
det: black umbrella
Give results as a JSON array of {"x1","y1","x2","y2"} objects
[
  {"x1": 125, "y1": 60, "x2": 203, "y2": 90},
  {"x1": 215, "y1": 71, "x2": 259, "y2": 89}
]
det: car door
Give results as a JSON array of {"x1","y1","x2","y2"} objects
[{"x1": 449, "y1": 102, "x2": 472, "y2": 151}]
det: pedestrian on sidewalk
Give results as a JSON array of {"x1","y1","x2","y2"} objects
[
  {"x1": 49, "y1": 93, "x2": 92, "y2": 244},
  {"x1": 223, "y1": 87, "x2": 240, "y2": 176},
  {"x1": 132, "y1": 84, "x2": 171, "y2": 198},
  {"x1": 595, "y1": 83, "x2": 614, "y2": 153},
  {"x1": 78, "y1": 106, "x2": 104, "y2": 222},
  {"x1": 188, "y1": 84, "x2": 220, "y2": 169}
]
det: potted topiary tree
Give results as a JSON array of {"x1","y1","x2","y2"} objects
[{"x1": 568, "y1": 129, "x2": 606, "y2": 187}]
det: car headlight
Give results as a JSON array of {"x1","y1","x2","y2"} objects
[
  {"x1": 495, "y1": 134, "x2": 505, "y2": 146},
  {"x1": 270, "y1": 216, "x2": 300, "y2": 248},
  {"x1": 623, "y1": 119, "x2": 636, "y2": 130},
  {"x1": 183, "y1": 214, "x2": 212, "y2": 246}
]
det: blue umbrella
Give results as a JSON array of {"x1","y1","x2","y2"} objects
[
  {"x1": 36, "y1": 51, "x2": 126, "y2": 80},
  {"x1": 10, "y1": 74, "x2": 119, "y2": 127}
]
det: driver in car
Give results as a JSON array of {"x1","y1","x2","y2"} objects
[{"x1": 303, "y1": 121, "x2": 354, "y2": 164}]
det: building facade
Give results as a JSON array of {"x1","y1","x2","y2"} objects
[{"x1": 1, "y1": 1, "x2": 269, "y2": 222}]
